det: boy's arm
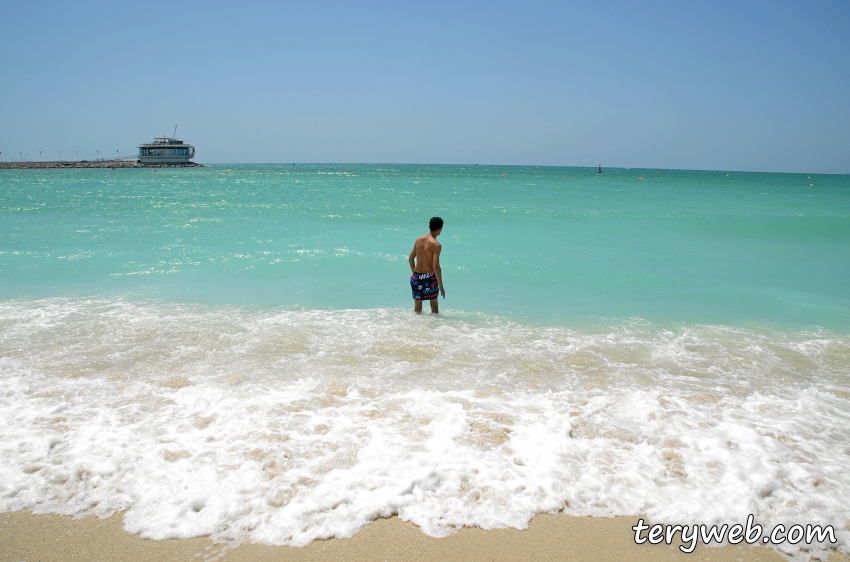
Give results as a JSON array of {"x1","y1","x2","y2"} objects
[
  {"x1": 433, "y1": 244, "x2": 445, "y2": 298},
  {"x1": 408, "y1": 245, "x2": 417, "y2": 273}
]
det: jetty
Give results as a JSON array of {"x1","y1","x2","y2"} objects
[
  {"x1": 0, "y1": 160, "x2": 203, "y2": 169},
  {"x1": 3, "y1": 127, "x2": 202, "y2": 169}
]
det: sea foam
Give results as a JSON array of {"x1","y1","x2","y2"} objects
[{"x1": 0, "y1": 298, "x2": 848, "y2": 559}]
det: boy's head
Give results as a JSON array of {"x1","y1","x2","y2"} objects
[{"x1": 429, "y1": 216, "x2": 444, "y2": 233}]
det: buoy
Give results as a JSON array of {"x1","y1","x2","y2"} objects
[
  {"x1": 502, "y1": 173, "x2": 506, "y2": 176},
  {"x1": 727, "y1": 174, "x2": 730, "y2": 176},
  {"x1": 656, "y1": 171, "x2": 660, "y2": 174},
  {"x1": 810, "y1": 183, "x2": 814, "y2": 187},
  {"x1": 639, "y1": 177, "x2": 643, "y2": 180}
]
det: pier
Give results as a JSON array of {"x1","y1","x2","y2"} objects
[{"x1": 0, "y1": 160, "x2": 203, "y2": 169}]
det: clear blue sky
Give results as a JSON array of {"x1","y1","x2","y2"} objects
[{"x1": 1, "y1": 1, "x2": 848, "y2": 172}]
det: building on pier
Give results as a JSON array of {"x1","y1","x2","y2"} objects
[{"x1": 138, "y1": 127, "x2": 196, "y2": 164}]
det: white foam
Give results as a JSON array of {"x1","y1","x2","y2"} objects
[{"x1": 0, "y1": 299, "x2": 848, "y2": 559}]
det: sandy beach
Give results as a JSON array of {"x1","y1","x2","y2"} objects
[{"x1": 5, "y1": 510, "x2": 840, "y2": 562}]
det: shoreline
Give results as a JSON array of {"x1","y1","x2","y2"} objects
[
  {"x1": 0, "y1": 160, "x2": 204, "y2": 169},
  {"x1": 1, "y1": 510, "x2": 830, "y2": 562}
]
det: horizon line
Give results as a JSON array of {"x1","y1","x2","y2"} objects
[
  {"x1": 2, "y1": 160, "x2": 846, "y2": 176},
  {"x1": 192, "y1": 162, "x2": 850, "y2": 176}
]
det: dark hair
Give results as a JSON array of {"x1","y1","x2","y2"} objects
[{"x1": 429, "y1": 217, "x2": 444, "y2": 232}]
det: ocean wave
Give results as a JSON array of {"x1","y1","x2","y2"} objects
[{"x1": 0, "y1": 298, "x2": 847, "y2": 559}]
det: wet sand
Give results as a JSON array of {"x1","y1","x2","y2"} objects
[{"x1": 4, "y1": 510, "x2": 839, "y2": 562}]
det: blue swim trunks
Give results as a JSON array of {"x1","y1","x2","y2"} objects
[{"x1": 410, "y1": 272, "x2": 439, "y2": 300}]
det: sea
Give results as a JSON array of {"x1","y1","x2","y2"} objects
[{"x1": 1, "y1": 164, "x2": 848, "y2": 558}]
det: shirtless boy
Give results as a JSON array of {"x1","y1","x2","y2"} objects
[{"x1": 408, "y1": 217, "x2": 445, "y2": 314}]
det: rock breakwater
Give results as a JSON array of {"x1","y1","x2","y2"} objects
[{"x1": 0, "y1": 160, "x2": 203, "y2": 169}]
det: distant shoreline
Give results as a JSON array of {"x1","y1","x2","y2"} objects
[{"x1": 0, "y1": 160, "x2": 204, "y2": 169}]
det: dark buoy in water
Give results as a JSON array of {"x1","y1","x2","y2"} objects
[{"x1": 597, "y1": 164, "x2": 602, "y2": 174}]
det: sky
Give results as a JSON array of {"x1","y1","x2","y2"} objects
[{"x1": 1, "y1": 1, "x2": 848, "y2": 173}]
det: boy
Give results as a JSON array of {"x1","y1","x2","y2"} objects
[{"x1": 408, "y1": 217, "x2": 445, "y2": 314}]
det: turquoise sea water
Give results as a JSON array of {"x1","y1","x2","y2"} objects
[
  {"x1": 1, "y1": 164, "x2": 848, "y2": 329},
  {"x1": 2, "y1": 165, "x2": 850, "y2": 557}
]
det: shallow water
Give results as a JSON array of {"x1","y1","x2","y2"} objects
[
  {"x1": 1, "y1": 165, "x2": 848, "y2": 558},
  {"x1": 2, "y1": 164, "x2": 848, "y2": 327}
]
